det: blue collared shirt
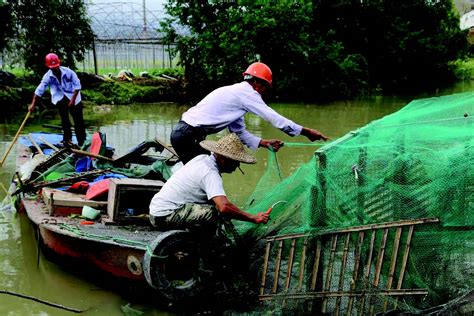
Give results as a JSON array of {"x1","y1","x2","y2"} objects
[{"x1": 34, "y1": 66, "x2": 82, "y2": 105}]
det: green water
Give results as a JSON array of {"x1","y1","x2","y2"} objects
[{"x1": 0, "y1": 82, "x2": 472, "y2": 315}]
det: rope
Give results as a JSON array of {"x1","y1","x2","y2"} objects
[
  {"x1": 268, "y1": 148, "x2": 283, "y2": 181},
  {"x1": 56, "y1": 223, "x2": 167, "y2": 258},
  {"x1": 283, "y1": 142, "x2": 326, "y2": 147},
  {"x1": 0, "y1": 290, "x2": 85, "y2": 313}
]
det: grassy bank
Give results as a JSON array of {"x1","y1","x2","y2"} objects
[
  {"x1": 453, "y1": 58, "x2": 474, "y2": 79},
  {"x1": 0, "y1": 68, "x2": 185, "y2": 116}
]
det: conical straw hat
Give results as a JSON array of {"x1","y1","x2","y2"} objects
[{"x1": 200, "y1": 133, "x2": 257, "y2": 164}]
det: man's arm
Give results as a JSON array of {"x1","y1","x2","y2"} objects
[
  {"x1": 30, "y1": 74, "x2": 49, "y2": 112},
  {"x1": 212, "y1": 195, "x2": 269, "y2": 224}
]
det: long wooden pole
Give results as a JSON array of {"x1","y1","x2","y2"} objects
[{"x1": 0, "y1": 111, "x2": 31, "y2": 167}]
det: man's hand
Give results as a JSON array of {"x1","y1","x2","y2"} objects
[
  {"x1": 259, "y1": 139, "x2": 284, "y2": 152},
  {"x1": 69, "y1": 90, "x2": 79, "y2": 107},
  {"x1": 301, "y1": 127, "x2": 330, "y2": 142},
  {"x1": 28, "y1": 94, "x2": 39, "y2": 112},
  {"x1": 253, "y1": 212, "x2": 269, "y2": 224},
  {"x1": 28, "y1": 102, "x2": 35, "y2": 112}
]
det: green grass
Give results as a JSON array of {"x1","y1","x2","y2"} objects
[{"x1": 453, "y1": 58, "x2": 474, "y2": 79}]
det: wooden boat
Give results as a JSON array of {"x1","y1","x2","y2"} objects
[{"x1": 13, "y1": 133, "x2": 217, "y2": 303}]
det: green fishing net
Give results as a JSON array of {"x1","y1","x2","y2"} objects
[{"x1": 236, "y1": 91, "x2": 473, "y2": 312}]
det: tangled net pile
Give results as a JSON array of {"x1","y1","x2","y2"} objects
[{"x1": 236, "y1": 91, "x2": 473, "y2": 312}]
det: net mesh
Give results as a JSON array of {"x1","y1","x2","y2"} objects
[{"x1": 236, "y1": 91, "x2": 473, "y2": 310}]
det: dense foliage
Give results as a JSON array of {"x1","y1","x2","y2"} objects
[
  {"x1": 160, "y1": 0, "x2": 469, "y2": 102},
  {"x1": 7, "y1": 0, "x2": 94, "y2": 74},
  {"x1": 0, "y1": 2, "x2": 14, "y2": 52}
]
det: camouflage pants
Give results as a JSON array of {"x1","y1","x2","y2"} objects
[{"x1": 150, "y1": 203, "x2": 219, "y2": 231}]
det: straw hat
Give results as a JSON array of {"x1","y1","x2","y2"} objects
[{"x1": 200, "y1": 133, "x2": 257, "y2": 164}]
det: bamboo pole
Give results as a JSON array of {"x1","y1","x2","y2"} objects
[
  {"x1": 0, "y1": 111, "x2": 31, "y2": 167},
  {"x1": 284, "y1": 238, "x2": 297, "y2": 291},
  {"x1": 384, "y1": 227, "x2": 403, "y2": 311},
  {"x1": 260, "y1": 241, "x2": 272, "y2": 296},
  {"x1": 282, "y1": 238, "x2": 297, "y2": 309},
  {"x1": 394, "y1": 225, "x2": 415, "y2": 309},
  {"x1": 335, "y1": 233, "x2": 351, "y2": 315},
  {"x1": 359, "y1": 229, "x2": 376, "y2": 316},
  {"x1": 297, "y1": 237, "x2": 308, "y2": 291},
  {"x1": 38, "y1": 136, "x2": 59, "y2": 151},
  {"x1": 272, "y1": 240, "x2": 284, "y2": 294},
  {"x1": 28, "y1": 134, "x2": 44, "y2": 155},
  {"x1": 369, "y1": 228, "x2": 389, "y2": 315},
  {"x1": 322, "y1": 235, "x2": 338, "y2": 313},
  {"x1": 347, "y1": 231, "x2": 365, "y2": 315},
  {"x1": 309, "y1": 240, "x2": 322, "y2": 314}
]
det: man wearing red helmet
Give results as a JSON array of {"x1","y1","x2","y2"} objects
[
  {"x1": 29, "y1": 53, "x2": 86, "y2": 147},
  {"x1": 170, "y1": 62, "x2": 329, "y2": 164}
]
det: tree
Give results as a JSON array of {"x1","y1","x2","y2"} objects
[
  {"x1": 9, "y1": 0, "x2": 94, "y2": 74},
  {"x1": 0, "y1": 1, "x2": 14, "y2": 53},
  {"x1": 160, "y1": 0, "x2": 468, "y2": 101}
]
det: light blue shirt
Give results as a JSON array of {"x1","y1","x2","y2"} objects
[
  {"x1": 182, "y1": 81, "x2": 303, "y2": 150},
  {"x1": 34, "y1": 66, "x2": 82, "y2": 105}
]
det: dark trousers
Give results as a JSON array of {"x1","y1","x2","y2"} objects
[
  {"x1": 170, "y1": 120, "x2": 211, "y2": 164},
  {"x1": 57, "y1": 97, "x2": 86, "y2": 146}
]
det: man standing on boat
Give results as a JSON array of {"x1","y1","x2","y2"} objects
[
  {"x1": 170, "y1": 62, "x2": 330, "y2": 164},
  {"x1": 149, "y1": 133, "x2": 269, "y2": 231},
  {"x1": 28, "y1": 53, "x2": 86, "y2": 147}
]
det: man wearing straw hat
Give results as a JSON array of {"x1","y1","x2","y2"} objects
[{"x1": 149, "y1": 133, "x2": 269, "y2": 230}]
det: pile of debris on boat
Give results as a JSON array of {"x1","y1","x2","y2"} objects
[{"x1": 14, "y1": 131, "x2": 178, "y2": 221}]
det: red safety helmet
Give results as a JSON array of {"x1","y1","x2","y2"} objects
[
  {"x1": 45, "y1": 53, "x2": 60, "y2": 69},
  {"x1": 243, "y1": 62, "x2": 272, "y2": 87}
]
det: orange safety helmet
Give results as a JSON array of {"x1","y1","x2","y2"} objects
[
  {"x1": 243, "y1": 62, "x2": 272, "y2": 87},
  {"x1": 45, "y1": 53, "x2": 60, "y2": 69}
]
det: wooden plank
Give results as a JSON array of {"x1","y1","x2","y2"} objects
[{"x1": 42, "y1": 187, "x2": 108, "y2": 209}]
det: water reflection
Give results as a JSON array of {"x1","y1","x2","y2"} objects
[{"x1": 0, "y1": 81, "x2": 472, "y2": 314}]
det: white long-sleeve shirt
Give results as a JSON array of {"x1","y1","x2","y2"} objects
[
  {"x1": 34, "y1": 66, "x2": 82, "y2": 105},
  {"x1": 182, "y1": 81, "x2": 303, "y2": 150}
]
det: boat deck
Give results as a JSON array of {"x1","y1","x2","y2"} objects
[{"x1": 22, "y1": 195, "x2": 161, "y2": 251}]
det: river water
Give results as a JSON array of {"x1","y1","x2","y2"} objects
[{"x1": 0, "y1": 81, "x2": 472, "y2": 315}]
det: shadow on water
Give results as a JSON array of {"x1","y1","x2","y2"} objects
[{"x1": 0, "y1": 80, "x2": 472, "y2": 314}]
